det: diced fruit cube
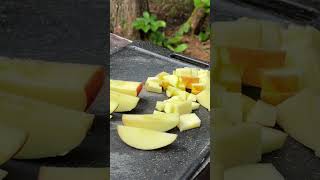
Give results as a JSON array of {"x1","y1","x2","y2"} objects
[
  {"x1": 163, "y1": 75, "x2": 179, "y2": 87},
  {"x1": 191, "y1": 83, "x2": 206, "y2": 94},
  {"x1": 261, "y1": 91, "x2": 295, "y2": 105},
  {"x1": 219, "y1": 92, "x2": 242, "y2": 124},
  {"x1": 172, "y1": 101, "x2": 192, "y2": 115},
  {"x1": 122, "y1": 114, "x2": 179, "y2": 132},
  {"x1": 214, "y1": 123, "x2": 262, "y2": 169},
  {"x1": 260, "y1": 20, "x2": 282, "y2": 50},
  {"x1": 213, "y1": 108, "x2": 233, "y2": 133},
  {"x1": 175, "y1": 68, "x2": 192, "y2": 77},
  {"x1": 180, "y1": 76, "x2": 200, "y2": 89},
  {"x1": 187, "y1": 93, "x2": 197, "y2": 102},
  {"x1": 156, "y1": 71, "x2": 170, "y2": 80},
  {"x1": 218, "y1": 65, "x2": 242, "y2": 92},
  {"x1": 196, "y1": 89, "x2": 210, "y2": 111},
  {"x1": 261, "y1": 127, "x2": 287, "y2": 154},
  {"x1": 241, "y1": 94, "x2": 256, "y2": 120},
  {"x1": 164, "y1": 102, "x2": 174, "y2": 113},
  {"x1": 178, "y1": 113, "x2": 201, "y2": 131},
  {"x1": 246, "y1": 100, "x2": 277, "y2": 127},
  {"x1": 155, "y1": 101, "x2": 165, "y2": 111},
  {"x1": 117, "y1": 125, "x2": 177, "y2": 150},
  {"x1": 192, "y1": 102, "x2": 200, "y2": 110},
  {"x1": 145, "y1": 81, "x2": 162, "y2": 93},
  {"x1": 224, "y1": 163, "x2": 284, "y2": 180}
]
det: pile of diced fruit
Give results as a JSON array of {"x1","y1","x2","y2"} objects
[
  {"x1": 213, "y1": 17, "x2": 320, "y2": 179},
  {"x1": 110, "y1": 67, "x2": 210, "y2": 150}
]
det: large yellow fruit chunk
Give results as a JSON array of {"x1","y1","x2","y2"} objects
[
  {"x1": 117, "y1": 125, "x2": 177, "y2": 150},
  {"x1": 277, "y1": 89, "x2": 320, "y2": 153},
  {"x1": 241, "y1": 94, "x2": 256, "y2": 120},
  {"x1": 196, "y1": 89, "x2": 210, "y2": 111},
  {"x1": 261, "y1": 127, "x2": 287, "y2": 154},
  {"x1": 0, "y1": 57, "x2": 105, "y2": 111},
  {"x1": 224, "y1": 163, "x2": 284, "y2": 180},
  {"x1": 0, "y1": 92, "x2": 94, "y2": 159},
  {"x1": 122, "y1": 114, "x2": 179, "y2": 132},
  {"x1": 110, "y1": 91, "x2": 139, "y2": 112},
  {"x1": 0, "y1": 169, "x2": 7, "y2": 180},
  {"x1": 38, "y1": 167, "x2": 108, "y2": 180},
  {"x1": 260, "y1": 20, "x2": 282, "y2": 50},
  {"x1": 246, "y1": 100, "x2": 277, "y2": 127},
  {"x1": 110, "y1": 79, "x2": 142, "y2": 96},
  {"x1": 0, "y1": 126, "x2": 27, "y2": 165},
  {"x1": 177, "y1": 113, "x2": 201, "y2": 132},
  {"x1": 214, "y1": 123, "x2": 262, "y2": 169}
]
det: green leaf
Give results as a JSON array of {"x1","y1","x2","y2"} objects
[
  {"x1": 157, "y1": 20, "x2": 166, "y2": 28},
  {"x1": 167, "y1": 36, "x2": 182, "y2": 44},
  {"x1": 173, "y1": 43, "x2": 188, "y2": 53},
  {"x1": 141, "y1": 26, "x2": 150, "y2": 33},
  {"x1": 143, "y1": 11, "x2": 150, "y2": 19},
  {"x1": 193, "y1": 0, "x2": 203, "y2": 8},
  {"x1": 198, "y1": 31, "x2": 210, "y2": 42}
]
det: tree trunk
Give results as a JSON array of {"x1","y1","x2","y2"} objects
[
  {"x1": 187, "y1": 7, "x2": 207, "y2": 35},
  {"x1": 111, "y1": 0, "x2": 149, "y2": 40}
]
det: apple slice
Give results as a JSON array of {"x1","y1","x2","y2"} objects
[
  {"x1": 246, "y1": 100, "x2": 277, "y2": 127},
  {"x1": 192, "y1": 102, "x2": 200, "y2": 110},
  {"x1": 110, "y1": 91, "x2": 139, "y2": 112},
  {"x1": 214, "y1": 123, "x2": 262, "y2": 169},
  {"x1": 38, "y1": 167, "x2": 108, "y2": 180},
  {"x1": 261, "y1": 127, "x2": 287, "y2": 154},
  {"x1": 110, "y1": 100, "x2": 119, "y2": 114},
  {"x1": 224, "y1": 163, "x2": 284, "y2": 180},
  {"x1": 145, "y1": 80, "x2": 162, "y2": 93},
  {"x1": 196, "y1": 89, "x2": 210, "y2": 111},
  {"x1": 153, "y1": 110, "x2": 165, "y2": 115},
  {"x1": 277, "y1": 89, "x2": 320, "y2": 153},
  {"x1": 0, "y1": 126, "x2": 27, "y2": 165},
  {"x1": 0, "y1": 169, "x2": 7, "y2": 180},
  {"x1": 177, "y1": 113, "x2": 201, "y2": 132},
  {"x1": 0, "y1": 57, "x2": 105, "y2": 111},
  {"x1": 0, "y1": 91, "x2": 94, "y2": 159},
  {"x1": 122, "y1": 114, "x2": 179, "y2": 132},
  {"x1": 110, "y1": 79, "x2": 142, "y2": 96},
  {"x1": 117, "y1": 125, "x2": 177, "y2": 150}
]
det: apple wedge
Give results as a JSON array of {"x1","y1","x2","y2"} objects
[
  {"x1": 110, "y1": 100, "x2": 119, "y2": 114},
  {"x1": 0, "y1": 57, "x2": 105, "y2": 111},
  {"x1": 0, "y1": 169, "x2": 7, "y2": 180},
  {"x1": 261, "y1": 127, "x2": 287, "y2": 154},
  {"x1": 117, "y1": 125, "x2": 177, "y2": 150},
  {"x1": 110, "y1": 91, "x2": 139, "y2": 112},
  {"x1": 0, "y1": 91, "x2": 94, "y2": 159},
  {"x1": 0, "y1": 126, "x2": 27, "y2": 165},
  {"x1": 122, "y1": 114, "x2": 179, "y2": 132},
  {"x1": 224, "y1": 163, "x2": 284, "y2": 180},
  {"x1": 38, "y1": 167, "x2": 108, "y2": 180},
  {"x1": 110, "y1": 79, "x2": 142, "y2": 96},
  {"x1": 196, "y1": 89, "x2": 210, "y2": 111}
]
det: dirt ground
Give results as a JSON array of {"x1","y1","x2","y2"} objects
[{"x1": 149, "y1": 2, "x2": 210, "y2": 62}]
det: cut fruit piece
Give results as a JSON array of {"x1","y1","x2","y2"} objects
[
  {"x1": 153, "y1": 110, "x2": 165, "y2": 115},
  {"x1": 155, "y1": 101, "x2": 165, "y2": 111},
  {"x1": 0, "y1": 169, "x2": 7, "y2": 180},
  {"x1": 110, "y1": 91, "x2": 139, "y2": 112},
  {"x1": 156, "y1": 71, "x2": 170, "y2": 80},
  {"x1": 172, "y1": 101, "x2": 192, "y2": 115},
  {"x1": 110, "y1": 100, "x2": 119, "y2": 114},
  {"x1": 178, "y1": 113, "x2": 201, "y2": 132},
  {"x1": 224, "y1": 163, "x2": 284, "y2": 180},
  {"x1": 196, "y1": 89, "x2": 210, "y2": 111},
  {"x1": 217, "y1": 65, "x2": 242, "y2": 92},
  {"x1": 0, "y1": 92, "x2": 94, "y2": 159},
  {"x1": 213, "y1": 108, "x2": 233, "y2": 133},
  {"x1": 277, "y1": 89, "x2": 320, "y2": 153},
  {"x1": 163, "y1": 75, "x2": 179, "y2": 87},
  {"x1": 0, "y1": 126, "x2": 27, "y2": 165},
  {"x1": 110, "y1": 79, "x2": 142, "y2": 96},
  {"x1": 260, "y1": 20, "x2": 282, "y2": 50},
  {"x1": 191, "y1": 83, "x2": 206, "y2": 94},
  {"x1": 38, "y1": 167, "x2": 108, "y2": 180},
  {"x1": 0, "y1": 57, "x2": 105, "y2": 111},
  {"x1": 145, "y1": 80, "x2": 162, "y2": 93},
  {"x1": 214, "y1": 123, "x2": 262, "y2": 169},
  {"x1": 175, "y1": 68, "x2": 192, "y2": 77},
  {"x1": 261, "y1": 68, "x2": 302, "y2": 93},
  {"x1": 187, "y1": 93, "x2": 197, "y2": 102},
  {"x1": 164, "y1": 103, "x2": 174, "y2": 113},
  {"x1": 241, "y1": 94, "x2": 256, "y2": 120},
  {"x1": 261, "y1": 127, "x2": 287, "y2": 154},
  {"x1": 117, "y1": 125, "x2": 177, "y2": 150},
  {"x1": 192, "y1": 102, "x2": 200, "y2": 110},
  {"x1": 246, "y1": 100, "x2": 277, "y2": 127},
  {"x1": 122, "y1": 114, "x2": 179, "y2": 132},
  {"x1": 213, "y1": 20, "x2": 261, "y2": 49},
  {"x1": 180, "y1": 76, "x2": 199, "y2": 89},
  {"x1": 219, "y1": 92, "x2": 242, "y2": 124},
  {"x1": 261, "y1": 91, "x2": 295, "y2": 106}
]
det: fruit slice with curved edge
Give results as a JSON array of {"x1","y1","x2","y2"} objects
[
  {"x1": 122, "y1": 114, "x2": 179, "y2": 132},
  {"x1": 224, "y1": 163, "x2": 284, "y2": 180},
  {"x1": 110, "y1": 91, "x2": 139, "y2": 112},
  {"x1": 117, "y1": 125, "x2": 177, "y2": 150},
  {"x1": 261, "y1": 127, "x2": 287, "y2": 154},
  {"x1": 110, "y1": 100, "x2": 119, "y2": 114},
  {"x1": 0, "y1": 92, "x2": 94, "y2": 159},
  {"x1": 178, "y1": 113, "x2": 201, "y2": 132},
  {"x1": 0, "y1": 57, "x2": 105, "y2": 111},
  {"x1": 38, "y1": 167, "x2": 109, "y2": 180},
  {"x1": 196, "y1": 89, "x2": 210, "y2": 111},
  {"x1": 0, "y1": 126, "x2": 27, "y2": 165},
  {"x1": 0, "y1": 169, "x2": 8, "y2": 180},
  {"x1": 110, "y1": 79, "x2": 142, "y2": 96}
]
